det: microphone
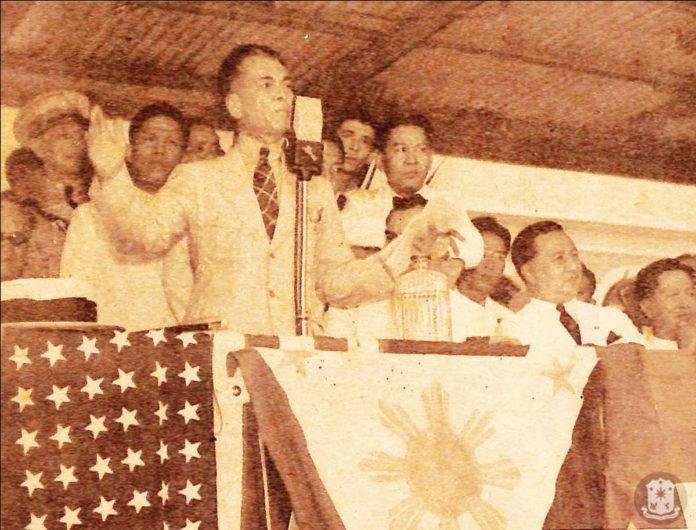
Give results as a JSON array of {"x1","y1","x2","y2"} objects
[{"x1": 289, "y1": 95, "x2": 323, "y2": 181}]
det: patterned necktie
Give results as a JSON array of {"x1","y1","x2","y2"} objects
[
  {"x1": 252, "y1": 146, "x2": 279, "y2": 239},
  {"x1": 557, "y1": 304, "x2": 582, "y2": 345}
]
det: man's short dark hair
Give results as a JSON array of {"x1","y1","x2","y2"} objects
[
  {"x1": 634, "y1": 258, "x2": 695, "y2": 301},
  {"x1": 377, "y1": 113, "x2": 433, "y2": 151},
  {"x1": 129, "y1": 103, "x2": 190, "y2": 146},
  {"x1": 581, "y1": 263, "x2": 596, "y2": 293},
  {"x1": 511, "y1": 221, "x2": 565, "y2": 274},
  {"x1": 217, "y1": 44, "x2": 284, "y2": 99},
  {"x1": 332, "y1": 109, "x2": 377, "y2": 147},
  {"x1": 471, "y1": 216, "x2": 511, "y2": 254}
]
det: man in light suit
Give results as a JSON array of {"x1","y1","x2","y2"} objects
[
  {"x1": 499, "y1": 221, "x2": 645, "y2": 351},
  {"x1": 86, "y1": 44, "x2": 454, "y2": 335}
]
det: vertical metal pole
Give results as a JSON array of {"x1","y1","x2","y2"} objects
[{"x1": 294, "y1": 173, "x2": 310, "y2": 336}]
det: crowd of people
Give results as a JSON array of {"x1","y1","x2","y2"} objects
[{"x1": 2, "y1": 44, "x2": 695, "y2": 351}]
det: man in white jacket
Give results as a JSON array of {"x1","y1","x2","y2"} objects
[{"x1": 61, "y1": 103, "x2": 192, "y2": 329}]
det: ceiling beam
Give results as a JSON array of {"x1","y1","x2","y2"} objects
[
  {"x1": 0, "y1": 64, "x2": 227, "y2": 126},
  {"x1": 428, "y1": 106, "x2": 696, "y2": 185},
  {"x1": 121, "y1": 1, "x2": 385, "y2": 41},
  {"x1": 421, "y1": 44, "x2": 684, "y2": 94},
  {"x1": 1, "y1": 51, "x2": 215, "y2": 94},
  {"x1": 300, "y1": 2, "x2": 482, "y2": 107}
]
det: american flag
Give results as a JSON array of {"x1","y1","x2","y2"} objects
[{"x1": 1, "y1": 326, "x2": 218, "y2": 530}]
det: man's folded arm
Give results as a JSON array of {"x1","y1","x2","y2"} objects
[{"x1": 89, "y1": 165, "x2": 190, "y2": 258}]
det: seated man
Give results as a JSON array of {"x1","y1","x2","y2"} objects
[
  {"x1": 635, "y1": 258, "x2": 696, "y2": 350},
  {"x1": 326, "y1": 200, "x2": 498, "y2": 341},
  {"x1": 339, "y1": 113, "x2": 484, "y2": 265},
  {"x1": 61, "y1": 103, "x2": 191, "y2": 329},
  {"x1": 456, "y1": 216, "x2": 515, "y2": 322},
  {"x1": 499, "y1": 221, "x2": 645, "y2": 350}
]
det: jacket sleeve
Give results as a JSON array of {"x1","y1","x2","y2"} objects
[
  {"x1": 313, "y1": 178, "x2": 413, "y2": 309},
  {"x1": 60, "y1": 205, "x2": 97, "y2": 284},
  {"x1": 89, "y1": 165, "x2": 191, "y2": 258}
]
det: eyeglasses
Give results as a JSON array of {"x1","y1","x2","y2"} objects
[{"x1": 1, "y1": 231, "x2": 30, "y2": 247}]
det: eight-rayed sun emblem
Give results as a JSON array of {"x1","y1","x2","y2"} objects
[{"x1": 359, "y1": 384, "x2": 520, "y2": 530}]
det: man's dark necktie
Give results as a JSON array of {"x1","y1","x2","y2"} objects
[
  {"x1": 557, "y1": 304, "x2": 582, "y2": 345},
  {"x1": 392, "y1": 193, "x2": 428, "y2": 210},
  {"x1": 252, "y1": 146, "x2": 279, "y2": 239}
]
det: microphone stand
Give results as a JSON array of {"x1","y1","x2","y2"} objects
[{"x1": 294, "y1": 167, "x2": 312, "y2": 336}]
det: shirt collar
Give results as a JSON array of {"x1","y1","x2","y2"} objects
[{"x1": 234, "y1": 133, "x2": 285, "y2": 168}]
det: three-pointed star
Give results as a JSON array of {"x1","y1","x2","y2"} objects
[
  {"x1": 155, "y1": 401, "x2": 169, "y2": 425},
  {"x1": 158, "y1": 481, "x2": 170, "y2": 505},
  {"x1": 156, "y1": 440, "x2": 169, "y2": 463}
]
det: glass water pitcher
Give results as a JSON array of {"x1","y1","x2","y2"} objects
[{"x1": 394, "y1": 256, "x2": 452, "y2": 341}]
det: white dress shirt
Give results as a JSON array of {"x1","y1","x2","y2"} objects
[{"x1": 499, "y1": 297, "x2": 646, "y2": 351}]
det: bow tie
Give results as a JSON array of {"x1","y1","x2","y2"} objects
[{"x1": 392, "y1": 194, "x2": 428, "y2": 210}]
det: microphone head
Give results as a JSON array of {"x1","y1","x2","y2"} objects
[{"x1": 291, "y1": 96, "x2": 324, "y2": 179}]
